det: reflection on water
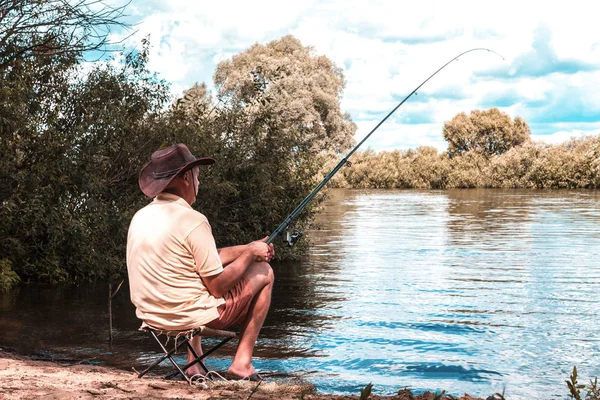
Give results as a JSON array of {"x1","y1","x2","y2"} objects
[{"x1": 1, "y1": 189, "x2": 600, "y2": 398}]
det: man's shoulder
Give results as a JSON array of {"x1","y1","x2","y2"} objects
[
  {"x1": 130, "y1": 201, "x2": 153, "y2": 222},
  {"x1": 182, "y1": 207, "x2": 209, "y2": 225},
  {"x1": 174, "y1": 207, "x2": 211, "y2": 239},
  {"x1": 130, "y1": 199, "x2": 206, "y2": 223},
  {"x1": 129, "y1": 201, "x2": 210, "y2": 241}
]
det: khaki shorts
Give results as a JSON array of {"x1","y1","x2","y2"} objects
[{"x1": 207, "y1": 276, "x2": 253, "y2": 330}]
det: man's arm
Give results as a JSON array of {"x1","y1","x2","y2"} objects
[
  {"x1": 188, "y1": 225, "x2": 274, "y2": 298},
  {"x1": 217, "y1": 245, "x2": 248, "y2": 266},
  {"x1": 203, "y1": 241, "x2": 271, "y2": 297},
  {"x1": 218, "y1": 236, "x2": 272, "y2": 266}
]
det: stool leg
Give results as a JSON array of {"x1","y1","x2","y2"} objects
[
  {"x1": 202, "y1": 337, "x2": 234, "y2": 358},
  {"x1": 137, "y1": 331, "x2": 176, "y2": 378},
  {"x1": 186, "y1": 341, "x2": 210, "y2": 374},
  {"x1": 164, "y1": 337, "x2": 234, "y2": 380},
  {"x1": 164, "y1": 340, "x2": 208, "y2": 380},
  {"x1": 138, "y1": 330, "x2": 191, "y2": 384}
]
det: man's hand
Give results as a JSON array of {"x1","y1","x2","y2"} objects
[{"x1": 248, "y1": 236, "x2": 275, "y2": 262}]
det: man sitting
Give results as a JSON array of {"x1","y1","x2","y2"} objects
[{"x1": 126, "y1": 143, "x2": 274, "y2": 381}]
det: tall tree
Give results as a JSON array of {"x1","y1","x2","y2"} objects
[
  {"x1": 175, "y1": 35, "x2": 357, "y2": 252},
  {"x1": 0, "y1": 0, "x2": 168, "y2": 291},
  {"x1": 0, "y1": 41, "x2": 172, "y2": 288},
  {"x1": 214, "y1": 35, "x2": 356, "y2": 155},
  {"x1": 442, "y1": 107, "x2": 531, "y2": 158}
]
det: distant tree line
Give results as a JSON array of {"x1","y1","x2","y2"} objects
[{"x1": 324, "y1": 108, "x2": 600, "y2": 189}]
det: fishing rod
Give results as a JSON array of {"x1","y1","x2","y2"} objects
[{"x1": 266, "y1": 48, "x2": 504, "y2": 246}]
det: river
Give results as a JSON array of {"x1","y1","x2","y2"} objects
[{"x1": 1, "y1": 189, "x2": 599, "y2": 399}]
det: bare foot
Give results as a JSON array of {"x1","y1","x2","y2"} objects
[
  {"x1": 185, "y1": 365, "x2": 205, "y2": 378},
  {"x1": 227, "y1": 362, "x2": 256, "y2": 379}
]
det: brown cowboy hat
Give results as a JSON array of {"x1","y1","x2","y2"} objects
[{"x1": 138, "y1": 144, "x2": 215, "y2": 198}]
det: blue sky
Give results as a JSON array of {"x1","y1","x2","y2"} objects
[{"x1": 110, "y1": 0, "x2": 600, "y2": 151}]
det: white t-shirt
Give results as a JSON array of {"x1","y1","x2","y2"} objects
[{"x1": 126, "y1": 192, "x2": 225, "y2": 331}]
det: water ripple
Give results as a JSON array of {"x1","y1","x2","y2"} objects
[{"x1": 2, "y1": 189, "x2": 600, "y2": 399}]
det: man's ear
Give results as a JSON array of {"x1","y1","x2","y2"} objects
[{"x1": 185, "y1": 169, "x2": 197, "y2": 187}]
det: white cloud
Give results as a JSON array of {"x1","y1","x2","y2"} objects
[
  {"x1": 532, "y1": 126, "x2": 600, "y2": 145},
  {"x1": 111, "y1": 0, "x2": 600, "y2": 151}
]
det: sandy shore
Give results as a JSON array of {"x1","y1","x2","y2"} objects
[{"x1": 0, "y1": 350, "x2": 485, "y2": 400}]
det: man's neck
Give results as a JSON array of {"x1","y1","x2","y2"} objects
[{"x1": 162, "y1": 187, "x2": 193, "y2": 205}]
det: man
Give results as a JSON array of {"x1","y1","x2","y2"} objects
[{"x1": 126, "y1": 143, "x2": 274, "y2": 381}]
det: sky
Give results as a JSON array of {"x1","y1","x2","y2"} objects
[{"x1": 110, "y1": 0, "x2": 600, "y2": 152}]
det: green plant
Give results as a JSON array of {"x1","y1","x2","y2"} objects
[
  {"x1": 359, "y1": 383, "x2": 373, "y2": 400},
  {"x1": 433, "y1": 390, "x2": 446, "y2": 400},
  {"x1": 567, "y1": 366, "x2": 600, "y2": 400},
  {"x1": 0, "y1": 259, "x2": 20, "y2": 292},
  {"x1": 568, "y1": 366, "x2": 585, "y2": 400}
]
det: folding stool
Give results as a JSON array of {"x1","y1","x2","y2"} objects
[{"x1": 135, "y1": 324, "x2": 237, "y2": 384}]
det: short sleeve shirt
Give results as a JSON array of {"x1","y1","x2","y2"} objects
[{"x1": 126, "y1": 192, "x2": 225, "y2": 331}]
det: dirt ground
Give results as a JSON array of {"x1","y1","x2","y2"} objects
[{"x1": 0, "y1": 350, "x2": 487, "y2": 400}]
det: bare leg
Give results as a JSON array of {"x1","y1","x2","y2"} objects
[
  {"x1": 227, "y1": 261, "x2": 274, "y2": 378},
  {"x1": 186, "y1": 335, "x2": 204, "y2": 376}
]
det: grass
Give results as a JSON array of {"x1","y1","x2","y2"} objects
[{"x1": 356, "y1": 367, "x2": 599, "y2": 399}]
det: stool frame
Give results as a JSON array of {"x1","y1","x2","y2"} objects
[{"x1": 136, "y1": 325, "x2": 236, "y2": 384}]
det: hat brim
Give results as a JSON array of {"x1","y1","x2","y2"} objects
[{"x1": 138, "y1": 156, "x2": 215, "y2": 198}]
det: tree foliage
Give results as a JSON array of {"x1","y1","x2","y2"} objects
[
  {"x1": 327, "y1": 135, "x2": 600, "y2": 190},
  {"x1": 442, "y1": 107, "x2": 531, "y2": 157},
  {"x1": 1, "y1": 40, "x2": 172, "y2": 288},
  {"x1": 0, "y1": 0, "x2": 128, "y2": 71},
  {"x1": 0, "y1": 23, "x2": 356, "y2": 290},
  {"x1": 213, "y1": 35, "x2": 356, "y2": 155},
  {"x1": 0, "y1": 0, "x2": 178, "y2": 291},
  {"x1": 173, "y1": 35, "x2": 357, "y2": 255}
]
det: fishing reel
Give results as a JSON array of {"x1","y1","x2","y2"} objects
[{"x1": 282, "y1": 230, "x2": 303, "y2": 247}]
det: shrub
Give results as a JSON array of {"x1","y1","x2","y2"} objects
[
  {"x1": 0, "y1": 259, "x2": 20, "y2": 292},
  {"x1": 443, "y1": 108, "x2": 531, "y2": 158}
]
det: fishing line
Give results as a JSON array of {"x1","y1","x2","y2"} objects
[{"x1": 265, "y1": 48, "x2": 504, "y2": 246}]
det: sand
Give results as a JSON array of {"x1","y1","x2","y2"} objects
[{"x1": 0, "y1": 350, "x2": 487, "y2": 400}]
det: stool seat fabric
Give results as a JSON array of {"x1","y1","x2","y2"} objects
[{"x1": 139, "y1": 323, "x2": 237, "y2": 339}]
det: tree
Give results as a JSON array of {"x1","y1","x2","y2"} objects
[
  {"x1": 175, "y1": 82, "x2": 214, "y2": 117},
  {"x1": 0, "y1": 0, "x2": 128, "y2": 71},
  {"x1": 0, "y1": 40, "x2": 172, "y2": 289},
  {"x1": 213, "y1": 35, "x2": 356, "y2": 155},
  {"x1": 0, "y1": 0, "x2": 131, "y2": 290},
  {"x1": 0, "y1": 31, "x2": 358, "y2": 290},
  {"x1": 173, "y1": 35, "x2": 357, "y2": 253},
  {"x1": 442, "y1": 107, "x2": 531, "y2": 158}
]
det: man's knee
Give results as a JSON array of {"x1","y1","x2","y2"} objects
[
  {"x1": 248, "y1": 261, "x2": 274, "y2": 287},
  {"x1": 263, "y1": 262, "x2": 274, "y2": 285}
]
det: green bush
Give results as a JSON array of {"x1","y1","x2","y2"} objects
[
  {"x1": 0, "y1": 259, "x2": 20, "y2": 292},
  {"x1": 443, "y1": 107, "x2": 531, "y2": 158},
  {"x1": 567, "y1": 366, "x2": 600, "y2": 400},
  {"x1": 329, "y1": 135, "x2": 600, "y2": 190},
  {"x1": 1, "y1": 32, "x2": 355, "y2": 284}
]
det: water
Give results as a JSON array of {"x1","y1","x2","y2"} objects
[{"x1": 2, "y1": 189, "x2": 600, "y2": 399}]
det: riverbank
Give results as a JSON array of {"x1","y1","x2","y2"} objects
[{"x1": 0, "y1": 349, "x2": 485, "y2": 400}]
